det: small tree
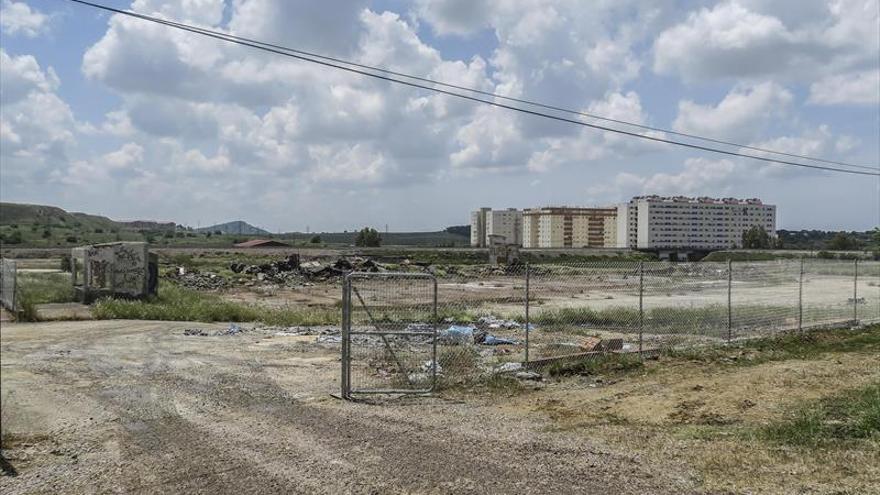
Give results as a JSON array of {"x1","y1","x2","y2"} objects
[
  {"x1": 741, "y1": 226, "x2": 772, "y2": 249},
  {"x1": 310, "y1": 235, "x2": 322, "y2": 244},
  {"x1": 827, "y1": 233, "x2": 861, "y2": 251},
  {"x1": 355, "y1": 227, "x2": 381, "y2": 247},
  {"x1": 5, "y1": 231, "x2": 23, "y2": 244}
]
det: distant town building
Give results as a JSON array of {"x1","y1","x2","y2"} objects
[
  {"x1": 616, "y1": 196, "x2": 776, "y2": 250},
  {"x1": 470, "y1": 208, "x2": 522, "y2": 247},
  {"x1": 522, "y1": 207, "x2": 618, "y2": 248}
]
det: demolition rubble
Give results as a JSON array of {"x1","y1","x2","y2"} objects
[{"x1": 166, "y1": 254, "x2": 527, "y2": 291}]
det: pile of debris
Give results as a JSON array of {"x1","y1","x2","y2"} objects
[
  {"x1": 228, "y1": 255, "x2": 392, "y2": 284},
  {"x1": 230, "y1": 254, "x2": 301, "y2": 276},
  {"x1": 168, "y1": 267, "x2": 228, "y2": 290},
  {"x1": 299, "y1": 257, "x2": 388, "y2": 280}
]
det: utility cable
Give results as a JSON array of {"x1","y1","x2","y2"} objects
[{"x1": 66, "y1": 0, "x2": 880, "y2": 176}]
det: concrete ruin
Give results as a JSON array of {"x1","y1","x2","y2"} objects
[
  {"x1": 487, "y1": 234, "x2": 521, "y2": 265},
  {"x1": 71, "y1": 242, "x2": 158, "y2": 303}
]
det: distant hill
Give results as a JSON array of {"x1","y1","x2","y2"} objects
[
  {"x1": 196, "y1": 221, "x2": 270, "y2": 235},
  {"x1": 0, "y1": 202, "x2": 117, "y2": 230},
  {"x1": 0, "y1": 202, "x2": 189, "y2": 248},
  {"x1": 445, "y1": 225, "x2": 470, "y2": 238},
  {"x1": 0, "y1": 202, "x2": 174, "y2": 232}
]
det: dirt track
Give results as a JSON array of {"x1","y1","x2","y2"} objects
[{"x1": 1, "y1": 320, "x2": 694, "y2": 494}]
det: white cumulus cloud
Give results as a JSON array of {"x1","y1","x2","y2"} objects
[{"x1": 0, "y1": 0, "x2": 48, "y2": 37}]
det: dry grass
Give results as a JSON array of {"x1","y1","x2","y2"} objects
[{"x1": 499, "y1": 325, "x2": 880, "y2": 494}]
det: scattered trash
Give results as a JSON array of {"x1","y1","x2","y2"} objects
[
  {"x1": 169, "y1": 270, "x2": 228, "y2": 290},
  {"x1": 480, "y1": 334, "x2": 518, "y2": 346},
  {"x1": 407, "y1": 372, "x2": 432, "y2": 384},
  {"x1": 580, "y1": 336, "x2": 602, "y2": 352},
  {"x1": 477, "y1": 315, "x2": 521, "y2": 329},
  {"x1": 495, "y1": 362, "x2": 523, "y2": 373},
  {"x1": 217, "y1": 323, "x2": 244, "y2": 336},
  {"x1": 515, "y1": 371, "x2": 542, "y2": 381},
  {"x1": 421, "y1": 360, "x2": 442, "y2": 374},
  {"x1": 595, "y1": 338, "x2": 624, "y2": 352},
  {"x1": 405, "y1": 323, "x2": 434, "y2": 333},
  {"x1": 440, "y1": 325, "x2": 475, "y2": 345},
  {"x1": 316, "y1": 335, "x2": 343, "y2": 344},
  {"x1": 183, "y1": 328, "x2": 208, "y2": 336}
]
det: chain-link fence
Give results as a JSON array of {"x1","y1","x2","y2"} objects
[
  {"x1": 0, "y1": 258, "x2": 17, "y2": 311},
  {"x1": 341, "y1": 259, "x2": 880, "y2": 397}
]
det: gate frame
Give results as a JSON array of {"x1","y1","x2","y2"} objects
[{"x1": 341, "y1": 272, "x2": 438, "y2": 399}]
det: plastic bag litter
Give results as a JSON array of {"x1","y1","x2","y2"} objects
[
  {"x1": 421, "y1": 360, "x2": 443, "y2": 374},
  {"x1": 481, "y1": 334, "x2": 518, "y2": 345},
  {"x1": 439, "y1": 325, "x2": 475, "y2": 344},
  {"x1": 495, "y1": 362, "x2": 522, "y2": 373}
]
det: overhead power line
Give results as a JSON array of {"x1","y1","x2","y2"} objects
[
  {"x1": 68, "y1": 0, "x2": 880, "y2": 177},
  {"x1": 97, "y1": 5, "x2": 877, "y2": 173}
]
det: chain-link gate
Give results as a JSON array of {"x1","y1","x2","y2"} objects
[{"x1": 341, "y1": 272, "x2": 438, "y2": 398}]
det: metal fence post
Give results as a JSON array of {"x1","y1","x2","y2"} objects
[
  {"x1": 727, "y1": 259, "x2": 732, "y2": 343},
  {"x1": 341, "y1": 275, "x2": 351, "y2": 399},
  {"x1": 432, "y1": 276, "x2": 439, "y2": 391},
  {"x1": 524, "y1": 262, "x2": 530, "y2": 364},
  {"x1": 853, "y1": 258, "x2": 859, "y2": 325},
  {"x1": 638, "y1": 261, "x2": 644, "y2": 353},
  {"x1": 798, "y1": 258, "x2": 804, "y2": 332}
]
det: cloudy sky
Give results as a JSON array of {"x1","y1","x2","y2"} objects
[{"x1": 1, "y1": 0, "x2": 878, "y2": 232}]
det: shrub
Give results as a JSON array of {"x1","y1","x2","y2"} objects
[
  {"x1": 355, "y1": 227, "x2": 381, "y2": 247},
  {"x1": 3, "y1": 230, "x2": 22, "y2": 244}
]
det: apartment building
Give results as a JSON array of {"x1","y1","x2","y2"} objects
[
  {"x1": 522, "y1": 207, "x2": 618, "y2": 248},
  {"x1": 616, "y1": 196, "x2": 776, "y2": 249},
  {"x1": 470, "y1": 208, "x2": 522, "y2": 247}
]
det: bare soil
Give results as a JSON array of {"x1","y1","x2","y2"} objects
[
  {"x1": 2, "y1": 320, "x2": 877, "y2": 494},
  {"x1": 1, "y1": 320, "x2": 692, "y2": 494}
]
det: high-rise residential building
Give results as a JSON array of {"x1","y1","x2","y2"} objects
[
  {"x1": 470, "y1": 207, "x2": 491, "y2": 247},
  {"x1": 470, "y1": 208, "x2": 522, "y2": 247},
  {"x1": 616, "y1": 196, "x2": 776, "y2": 249},
  {"x1": 522, "y1": 207, "x2": 618, "y2": 248}
]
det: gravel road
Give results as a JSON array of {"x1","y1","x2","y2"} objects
[{"x1": 1, "y1": 320, "x2": 695, "y2": 494}]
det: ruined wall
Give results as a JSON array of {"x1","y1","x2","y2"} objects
[
  {"x1": 86, "y1": 246, "x2": 116, "y2": 290},
  {"x1": 111, "y1": 243, "x2": 147, "y2": 297}
]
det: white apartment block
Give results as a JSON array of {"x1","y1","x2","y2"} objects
[
  {"x1": 616, "y1": 196, "x2": 776, "y2": 249},
  {"x1": 522, "y1": 207, "x2": 618, "y2": 248},
  {"x1": 470, "y1": 208, "x2": 522, "y2": 247}
]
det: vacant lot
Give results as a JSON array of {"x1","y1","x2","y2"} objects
[{"x1": 1, "y1": 320, "x2": 877, "y2": 494}]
